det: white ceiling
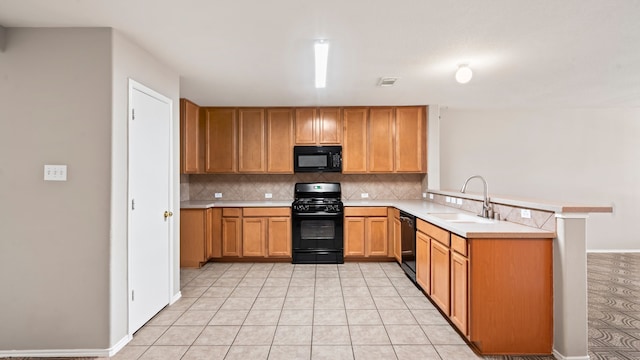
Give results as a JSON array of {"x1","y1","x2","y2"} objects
[{"x1": 1, "y1": 0, "x2": 639, "y2": 108}]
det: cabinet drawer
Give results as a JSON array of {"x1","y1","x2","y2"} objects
[
  {"x1": 417, "y1": 219, "x2": 450, "y2": 246},
  {"x1": 451, "y1": 234, "x2": 467, "y2": 256},
  {"x1": 243, "y1": 207, "x2": 290, "y2": 217},
  {"x1": 344, "y1": 207, "x2": 388, "y2": 217},
  {"x1": 222, "y1": 208, "x2": 242, "y2": 217}
]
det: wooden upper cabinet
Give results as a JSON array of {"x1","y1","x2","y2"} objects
[
  {"x1": 294, "y1": 108, "x2": 317, "y2": 144},
  {"x1": 369, "y1": 108, "x2": 395, "y2": 173},
  {"x1": 294, "y1": 107, "x2": 342, "y2": 145},
  {"x1": 180, "y1": 99, "x2": 203, "y2": 174},
  {"x1": 238, "y1": 108, "x2": 266, "y2": 173},
  {"x1": 267, "y1": 109, "x2": 294, "y2": 173},
  {"x1": 318, "y1": 107, "x2": 341, "y2": 144},
  {"x1": 342, "y1": 108, "x2": 368, "y2": 173},
  {"x1": 395, "y1": 106, "x2": 427, "y2": 173},
  {"x1": 204, "y1": 108, "x2": 237, "y2": 173}
]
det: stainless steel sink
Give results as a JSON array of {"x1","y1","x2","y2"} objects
[{"x1": 428, "y1": 213, "x2": 494, "y2": 224}]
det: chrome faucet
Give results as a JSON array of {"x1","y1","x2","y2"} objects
[{"x1": 460, "y1": 175, "x2": 493, "y2": 218}]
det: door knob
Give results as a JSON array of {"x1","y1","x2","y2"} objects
[{"x1": 164, "y1": 211, "x2": 173, "y2": 219}]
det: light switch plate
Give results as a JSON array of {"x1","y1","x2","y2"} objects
[
  {"x1": 214, "y1": 193, "x2": 222, "y2": 198},
  {"x1": 429, "y1": 194, "x2": 434, "y2": 200},
  {"x1": 44, "y1": 165, "x2": 67, "y2": 181},
  {"x1": 456, "y1": 198, "x2": 463, "y2": 205},
  {"x1": 361, "y1": 193, "x2": 369, "y2": 198},
  {"x1": 445, "y1": 196, "x2": 451, "y2": 203},
  {"x1": 422, "y1": 193, "x2": 427, "y2": 199},
  {"x1": 521, "y1": 209, "x2": 532, "y2": 219},
  {"x1": 265, "y1": 193, "x2": 273, "y2": 199}
]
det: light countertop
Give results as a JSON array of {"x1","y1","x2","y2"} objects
[{"x1": 180, "y1": 200, "x2": 292, "y2": 209}]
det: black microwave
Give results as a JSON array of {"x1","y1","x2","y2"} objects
[{"x1": 293, "y1": 146, "x2": 342, "y2": 173}]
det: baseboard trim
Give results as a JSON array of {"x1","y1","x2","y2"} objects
[
  {"x1": 0, "y1": 334, "x2": 132, "y2": 358},
  {"x1": 587, "y1": 249, "x2": 640, "y2": 253},
  {"x1": 170, "y1": 291, "x2": 182, "y2": 305},
  {"x1": 552, "y1": 349, "x2": 590, "y2": 360},
  {"x1": 109, "y1": 334, "x2": 132, "y2": 357}
]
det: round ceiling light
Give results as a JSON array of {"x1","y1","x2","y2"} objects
[{"x1": 455, "y1": 65, "x2": 473, "y2": 84}]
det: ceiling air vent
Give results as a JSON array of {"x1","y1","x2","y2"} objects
[{"x1": 377, "y1": 77, "x2": 398, "y2": 87}]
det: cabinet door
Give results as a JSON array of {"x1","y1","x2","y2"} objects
[
  {"x1": 395, "y1": 106, "x2": 426, "y2": 173},
  {"x1": 318, "y1": 107, "x2": 342, "y2": 144},
  {"x1": 294, "y1": 108, "x2": 316, "y2": 144},
  {"x1": 369, "y1": 107, "x2": 394, "y2": 172},
  {"x1": 431, "y1": 239, "x2": 451, "y2": 314},
  {"x1": 238, "y1": 108, "x2": 266, "y2": 173},
  {"x1": 366, "y1": 217, "x2": 388, "y2": 257},
  {"x1": 416, "y1": 231, "x2": 430, "y2": 293},
  {"x1": 180, "y1": 209, "x2": 207, "y2": 267},
  {"x1": 268, "y1": 217, "x2": 291, "y2": 257},
  {"x1": 222, "y1": 217, "x2": 242, "y2": 257},
  {"x1": 344, "y1": 217, "x2": 366, "y2": 256},
  {"x1": 180, "y1": 99, "x2": 203, "y2": 174},
  {"x1": 267, "y1": 109, "x2": 294, "y2": 173},
  {"x1": 342, "y1": 108, "x2": 368, "y2": 173},
  {"x1": 393, "y1": 216, "x2": 402, "y2": 263},
  {"x1": 242, "y1": 217, "x2": 267, "y2": 257},
  {"x1": 207, "y1": 208, "x2": 222, "y2": 259},
  {"x1": 204, "y1": 108, "x2": 237, "y2": 173},
  {"x1": 451, "y1": 251, "x2": 469, "y2": 336}
]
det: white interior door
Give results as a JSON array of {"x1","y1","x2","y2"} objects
[{"x1": 128, "y1": 80, "x2": 172, "y2": 333}]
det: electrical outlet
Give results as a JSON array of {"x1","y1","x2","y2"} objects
[
  {"x1": 445, "y1": 196, "x2": 451, "y2": 203},
  {"x1": 265, "y1": 193, "x2": 273, "y2": 199},
  {"x1": 214, "y1": 193, "x2": 223, "y2": 198},
  {"x1": 44, "y1": 165, "x2": 67, "y2": 181},
  {"x1": 456, "y1": 198, "x2": 463, "y2": 205},
  {"x1": 429, "y1": 193, "x2": 434, "y2": 200},
  {"x1": 422, "y1": 193, "x2": 427, "y2": 199},
  {"x1": 361, "y1": 193, "x2": 369, "y2": 198},
  {"x1": 521, "y1": 209, "x2": 532, "y2": 219}
]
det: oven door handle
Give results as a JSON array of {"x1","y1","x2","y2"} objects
[{"x1": 293, "y1": 212, "x2": 344, "y2": 218}]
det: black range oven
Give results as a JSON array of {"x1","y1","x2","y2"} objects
[{"x1": 291, "y1": 182, "x2": 344, "y2": 264}]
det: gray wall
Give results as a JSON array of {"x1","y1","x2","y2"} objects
[
  {"x1": 0, "y1": 28, "x2": 112, "y2": 349},
  {"x1": 110, "y1": 30, "x2": 181, "y2": 346},
  {"x1": 439, "y1": 108, "x2": 639, "y2": 251},
  {"x1": 0, "y1": 27, "x2": 180, "y2": 352}
]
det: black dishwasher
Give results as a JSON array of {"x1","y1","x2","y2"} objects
[{"x1": 399, "y1": 211, "x2": 417, "y2": 282}]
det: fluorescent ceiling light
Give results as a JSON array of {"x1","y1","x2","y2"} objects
[
  {"x1": 314, "y1": 40, "x2": 329, "y2": 88},
  {"x1": 455, "y1": 64, "x2": 473, "y2": 84}
]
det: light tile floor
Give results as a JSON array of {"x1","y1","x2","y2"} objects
[{"x1": 110, "y1": 262, "x2": 552, "y2": 360}]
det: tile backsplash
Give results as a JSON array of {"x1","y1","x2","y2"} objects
[
  {"x1": 428, "y1": 193, "x2": 556, "y2": 232},
  {"x1": 186, "y1": 173, "x2": 426, "y2": 201}
]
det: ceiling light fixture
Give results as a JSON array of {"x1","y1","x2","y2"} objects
[
  {"x1": 455, "y1": 64, "x2": 473, "y2": 84},
  {"x1": 314, "y1": 40, "x2": 329, "y2": 88}
]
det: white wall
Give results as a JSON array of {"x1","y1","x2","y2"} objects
[
  {"x1": 0, "y1": 28, "x2": 112, "y2": 349},
  {"x1": 439, "y1": 108, "x2": 639, "y2": 251},
  {"x1": 110, "y1": 30, "x2": 180, "y2": 346}
]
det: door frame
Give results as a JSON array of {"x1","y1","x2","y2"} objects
[{"x1": 126, "y1": 78, "x2": 175, "y2": 335}]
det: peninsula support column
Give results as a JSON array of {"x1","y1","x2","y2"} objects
[{"x1": 553, "y1": 213, "x2": 590, "y2": 360}]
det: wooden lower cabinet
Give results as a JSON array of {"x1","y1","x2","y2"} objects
[
  {"x1": 242, "y1": 207, "x2": 292, "y2": 259},
  {"x1": 344, "y1": 207, "x2": 390, "y2": 259},
  {"x1": 207, "y1": 208, "x2": 222, "y2": 259},
  {"x1": 413, "y1": 218, "x2": 553, "y2": 355},
  {"x1": 388, "y1": 208, "x2": 401, "y2": 263},
  {"x1": 180, "y1": 209, "x2": 209, "y2": 267},
  {"x1": 222, "y1": 208, "x2": 242, "y2": 257},
  {"x1": 430, "y1": 239, "x2": 451, "y2": 315},
  {"x1": 268, "y1": 217, "x2": 291, "y2": 257},
  {"x1": 242, "y1": 217, "x2": 267, "y2": 257},
  {"x1": 415, "y1": 230, "x2": 430, "y2": 293},
  {"x1": 450, "y1": 251, "x2": 468, "y2": 336}
]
